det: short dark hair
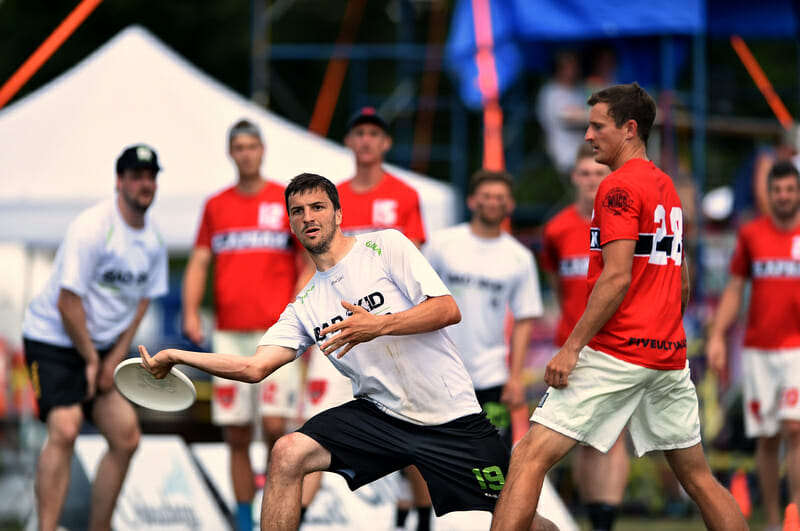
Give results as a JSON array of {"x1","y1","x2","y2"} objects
[
  {"x1": 284, "y1": 173, "x2": 341, "y2": 213},
  {"x1": 768, "y1": 160, "x2": 800, "y2": 187},
  {"x1": 468, "y1": 168, "x2": 514, "y2": 195},
  {"x1": 587, "y1": 82, "x2": 656, "y2": 144}
]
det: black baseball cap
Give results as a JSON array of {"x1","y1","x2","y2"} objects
[
  {"x1": 345, "y1": 106, "x2": 389, "y2": 133},
  {"x1": 116, "y1": 144, "x2": 161, "y2": 174}
]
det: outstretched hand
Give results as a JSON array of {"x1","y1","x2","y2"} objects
[
  {"x1": 139, "y1": 345, "x2": 175, "y2": 379},
  {"x1": 319, "y1": 301, "x2": 383, "y2": 358}
]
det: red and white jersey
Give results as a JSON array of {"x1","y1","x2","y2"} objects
[
  {"x1": 587, "y1": 159, "x2": 687, "y2": 370},
  {"x1": 541, "y1": 204, "x2": 591, "y2": 347},
  {"x1": 729, "y1": 216, "x2": 800, "y2": 349},
  {"x1": 337, "y1": 171, "x2": 426, "y2": 243},
  {"x1": 195, "y1": 182, "x2": 298, "y2": 331}
]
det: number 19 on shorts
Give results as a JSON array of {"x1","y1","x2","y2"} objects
[{"x1": 472, "y1": 465, "x2": 505, "y2": 491}]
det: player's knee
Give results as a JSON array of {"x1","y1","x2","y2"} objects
[
  {"x1": 783, "y1": 420, "x2": 800, "y2": 442},
  {"x1": 49, "y1": 420, "x2": 81, "y2": 448},
  {"x1": 224, "y1": 425, "x2": 252, "y2": 451},
  {"x1": 269, "y1": 433, "x2": 310, "y2": 477},
  {"x1": 109, "y1": 424, "x2": 141, "y2": 456}
]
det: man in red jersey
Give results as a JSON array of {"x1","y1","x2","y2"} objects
[
  {"x1": 183, "y1": 119, "x2": 309, "y2": 531},
  {"x1": 300, "y1": 107, "x2": 431, "y2": 530},
  {"x1": 707, "y1": 160, "x2": 800, "y2": 530},
  {"x1": 541, "y1": 143, "x2": 629, "y2": 531},
  {"x1": 491, "y1": 83, "x2": 747, "y2": 531}
]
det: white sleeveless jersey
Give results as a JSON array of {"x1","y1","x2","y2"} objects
[
  {"x1": 260, "y1": 229, "x2": 481, "y2": 425},
  {"x1": 23, "y1": 199, "x2": 168, "y2": 349},
  {"x1": 423, "y1": 224, "x2": 543, "y2": 389}
]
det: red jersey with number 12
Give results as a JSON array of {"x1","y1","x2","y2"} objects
[
  {"x1": 587, "y1": 159, "x2": 687, "y2": 370},
  {"x1": 541, "y1": 205, "x2": 591, "y2": 346},
  {"x1": 729, "y1": 216, "x2": 800, "y2": 349},
  {"x1": 337, "y1": 172, "x2": 426, "y2": 243}
]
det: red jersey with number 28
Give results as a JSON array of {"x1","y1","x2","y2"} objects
[
  {"x1": 587, "y1": 159, "x2": 687, "y2": 370},
  {"x1": 541, "y1": 205, "x2": 591, "y2": 346},
  {"x1": 337, "y1": 171, "x2": 426, "y2": 243},
  {"x1": 729, "y1": 216, "x2": 800, "y2": 349},
  {"x1": 195, "y1": 182, "x2": 298, "y2": 331}
]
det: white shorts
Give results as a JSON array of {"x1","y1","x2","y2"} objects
[
  {"x1": 210, "y1": 330, "x2": 301, "y2": 425},
  {"x1": 742, "y1": 347, "x2": 800, "y2": 438},
  {"x1": 531, "y1": 346, "x2": 701, "y2": 457},
  {"x1": 303, "y1": 345, "x2": 353, "y2": 419}
]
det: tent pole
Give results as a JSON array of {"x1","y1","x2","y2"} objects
[{"x1": 0, "y1": 0, "x2": 104, "y2": 110}]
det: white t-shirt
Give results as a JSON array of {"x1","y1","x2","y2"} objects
[
  {"x1": 536, "y1": 81, "x2": 587, "y2": 173},
  {"x1": 260, "y1": 229, "x2": 481, "y2": 426},
  {"x1": 424, "y1": 224, "x2": 543, "y2": 390},
  {"x1": 23, "y1": 199, "x2": 169, "y2": 349}
]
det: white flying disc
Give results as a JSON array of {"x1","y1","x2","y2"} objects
[{"x1": 114, "y1": 358, "x2": 196, "y2": 412}]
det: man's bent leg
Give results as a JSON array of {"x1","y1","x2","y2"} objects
[
  {"x1": 664, "y1": 443, "x2": 747, "y2": 531},
  {"x1": 756, "y1": 434, "x2": 782, "y2": 527},
  {"x1": 262, "y1": 431, "x2": 331, "y2": 531},
  {"x1": 37, "y1": 405, "x2": 83, "y2": 531},
  {"x1": 490, "y1": 423, "x2": 577, "y2": 531},
  {"x1": 89, "y1": 390, "x2": 141, "y2": 531}
]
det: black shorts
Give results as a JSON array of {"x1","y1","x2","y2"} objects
[
  {"x1": 23, "y1": 337, "x2": 110, "y2": 422},
  {"x1": 297, "y1": 399, "x2": 509, "y2": 516},
  {"x1": 475, "y1": 385, "x2": 512, "y2": 450}
]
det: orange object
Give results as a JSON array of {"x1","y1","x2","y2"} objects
[
  {"x1": 730, "y1": 469, "x2": 751, "y2": 519},
  {"x1": 0, "y1": 0, "x2": 104, "y2": 110},
  {"x1": 730, "y1": 35, "x2": 794, "y2": 131},
  {"x1": 308, "y1": 0, "x2": 367, "y2": 136},
  {"x1": 785, "y1": 502, "x2": 800, "y2": 531},
  {"x1": 471, "y1": 0, "x2": 505, "y2": 171}
]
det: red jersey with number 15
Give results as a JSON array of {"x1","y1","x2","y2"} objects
[
  {"x1": 337, "y1": 171, "x2": 426, "y2": 243},
  {"x1": 195, "y1": 182, "x2": 298, "y2": 331},
  {"x1": 729, "y1": 216, "x2": 800, "y2": 349},
  {"x1": 587, "y1": 159, "x2": 687, "y2": 370}
]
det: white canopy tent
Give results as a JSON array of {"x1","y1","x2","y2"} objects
[{"x1": 0, "y1": 25, "x2": 458, "y2": 251}]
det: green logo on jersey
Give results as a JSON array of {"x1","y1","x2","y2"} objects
[
  {"x1": 365, "y1": 241, "x2": 381, "y2": 255},
  {"x1": 299, "y1": 284, "x2": 315, "y2": 304}
]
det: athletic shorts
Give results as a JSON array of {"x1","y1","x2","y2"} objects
[
  {"x1": 22, "y1": 337, "x2": 110, "y2": 422},
  {"x1": 742, "y1": 347, "x2": 800, "y2": 438},
  {"x1": 211, "y1": 330, "x2": 301, "y2": 425},
  {"x1": 298, "y1": 399, "x2": 509, "y2": 516},
  {"x1": 303, "y1": 345, "x2": 353, "y2": 419},
  {"x1": 475, "y1": 386, "x2": 512, "y2": 450},
  {"x1": 531, "y1": 346, "x2": 701, "y2": 457}
]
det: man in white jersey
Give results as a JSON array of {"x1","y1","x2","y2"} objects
[
  {"x1": 139, "y1": 173, "x2": 555, "y2": 531},
  {"x1": 22, "y1": 144, "x2": 168, "y2": 531},
  {"x1": 424, "y1": 168, "x2": 543, "y2": 448}
]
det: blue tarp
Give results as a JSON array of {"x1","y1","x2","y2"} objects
[{"x1": 446, "y1": 0, "x2": 799, "y2": 109}]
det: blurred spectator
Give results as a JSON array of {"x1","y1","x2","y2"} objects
[
  {"x1": 182, "y1": 119, "x2": 309, "y2": 531},
  {"x1": 21, "y1": 144, "x2": 167, "y2": 531},
  {"x1": 536, "y1": 50, "x2": 588, "y2": 176},
  {"x1": 586, "y1": 45, "x2": 619, "y2": 95},
  {"x1": 707, "y1": 160, "x2": 800, "y2": 531},
  {"x1": 734, "y1": 124, "x2": 799, "y2": 223}
]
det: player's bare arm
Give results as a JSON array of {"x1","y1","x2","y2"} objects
[
  {"x1": 182, "y1": 246, "x2": 212, "y2": 344},
  {"x1": 139, "y1": 343, "x2": 296, "y2": 383},
  {"x1": 502, "y1": 317, "x2": 534, "y2": 408},
  {"x1": 98, "y1": 299, "x2": 151, "y2": 392},
  {"x1": 319, "y1": 294, "x2": 461, "y2": 358},
  {"x1": 545, "y1": 239, "x2": 634, "y2": 389},
  {"x1": 58, "y1": 287, "x2": 101, "y2": 399},
  {"x1": 706, "y1": 275, "x2": 746, "y2": 376},
  {"x1": 681, "y1": 258, "x2": 691, "y2": 316}
]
